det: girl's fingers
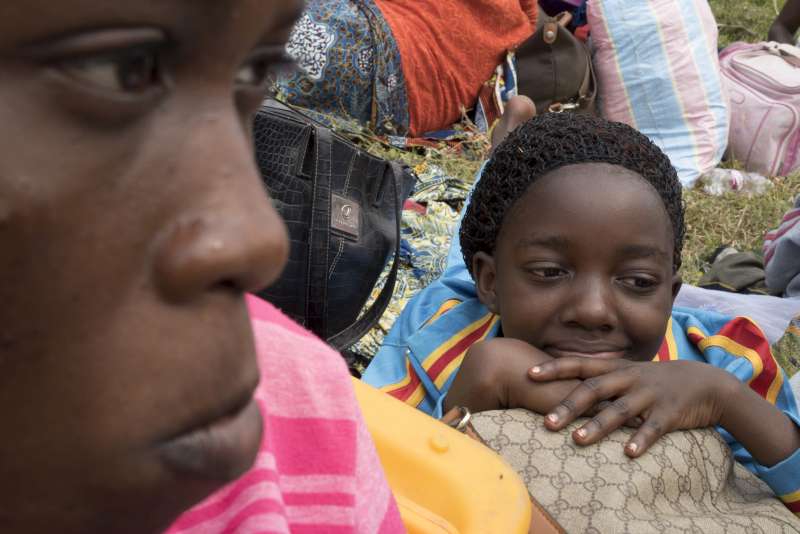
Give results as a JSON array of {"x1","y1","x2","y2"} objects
[
  {"x1": 588, "y1": 402, "x2": 642, "y2": 428},
  {"x1": 625, "y1": 415, "x2": 645, "y2": 429},
  {"x1": 571, "y1": 392, "x2": 651, "y2": 446},
  {"x1": 530, "y1": 357, "x2": 630, "y2": 381},
  {"x1": 544, "y1": 369, "x2": 637, "y2": 431},
  {"x1": 625, "y1": 411, "x2": 673, "y2": 458},
  {"x1": 586, "y1": 400, "x2": 612, "y2": 417}
]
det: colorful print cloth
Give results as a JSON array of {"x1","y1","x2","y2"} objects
[
  {"x1": 276, "y1": 0, "x2": 409, "y2": 134},
  {"x1": 349, "y1": 161, "x2": 480, "y2": 369},
  {"x1": 167, "y1": 296, "x2": 404, "y2": 534},
  {"x1": 276, "y1": 0, "x2": 536, "y2": 138},
  {"x1": 775, "y1": 315, "x2": 800, "y2": 379}
]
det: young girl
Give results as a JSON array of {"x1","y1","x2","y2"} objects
[
  {"x1": 364, "y1": 112, "x2": 800, "y2": 515},
  {"x1": 0, "y1": 1, "x2": 402, "y2": 532}
]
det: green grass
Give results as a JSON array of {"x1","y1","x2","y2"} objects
[{"x1": 711, "y1": 0, "x2": 784, "y2": 47}]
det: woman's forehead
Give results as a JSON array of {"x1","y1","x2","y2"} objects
[{"x1": 0, "y1": 0, "x2": 302, "y2": 46}]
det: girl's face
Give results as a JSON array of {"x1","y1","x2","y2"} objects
[
  {"x1": 0, "y1": 1, "x2": 300, "y2": 532},
  {"x1": 474, "y1": 163, "x2": 682, "y2": 363}
]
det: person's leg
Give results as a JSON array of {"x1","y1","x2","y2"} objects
[
  {"x1": 491, "y1": 95, "x2": 537, "y2": 150},
  {"x1": 769, "y1": 0, "x2": 800, "y2": 44}
]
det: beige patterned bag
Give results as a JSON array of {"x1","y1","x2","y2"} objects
[{"x1": 471, "y1": 409, "x2": 800, "y2": 534}]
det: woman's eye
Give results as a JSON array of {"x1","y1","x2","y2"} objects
[
  {"x1": 236, "y1": 53, "x2": 295, "y2": 93},
  {"x1": 235, "y1": 59, "x2": 270, "y2": 88},
  {"x1": 62, "y1": 47, "x2": 162, "y2": 93}
]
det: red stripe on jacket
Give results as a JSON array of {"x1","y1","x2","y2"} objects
[{"x1": 716, "y1": 318, "x2": 778, "y2": 399}]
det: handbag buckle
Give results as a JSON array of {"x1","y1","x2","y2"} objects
[
  {"x1": 331, "y1": 194, "x2": 361, "y2": 239},
  {"x1": 548, "y1": 101, "x2": 580, "y2": 113}
]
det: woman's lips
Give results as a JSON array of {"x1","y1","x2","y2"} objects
[
  {"x1": 545, "y1": 346, "x2": 628, "y2": 360},
  {"x1": 157, "y1": 398, "x2": 263, "y2": 482}
]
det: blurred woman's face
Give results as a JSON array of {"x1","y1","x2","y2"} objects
[{"x1": 0, "y1": 1, "x2": 299, "y2": 532}]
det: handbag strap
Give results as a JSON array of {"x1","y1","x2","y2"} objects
[
  {"x1": 327, "y1": 162, "x2": 404, "y2": 350},
  {"x1": 578, "y1": 47, "x2": 597, "y2": 104},
  {"x1": 541, "y1": 11, "x2": 573, "y2": 44},
  {"x1": 760, "y1": 42, "x2": 800, "y2": 67},
  {"x1": 305, "y1": 125, "x2": 334, "y2": 338},
  {"x1": 777, "y1": 43, "x2": 800, "y2": 67}
]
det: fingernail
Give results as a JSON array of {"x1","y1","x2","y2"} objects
[
  {"x1": 626, "y1": 442, "x2": 639, "y2": 454},
  {"x1": 575, "y1": 428, "x2": 587, "y2": 439},
  {"x1": 530, "y1": 366, "x2": 542, "y2": 375},
  {"x1": 546, "y1": 413, "x2": 559, "y2": 424}
]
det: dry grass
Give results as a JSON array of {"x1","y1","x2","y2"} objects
[{"x1": 682, "y1": 176, "x2": 800, "y2": 283}]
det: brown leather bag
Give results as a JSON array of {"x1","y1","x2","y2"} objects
[{"x1": 514, "y1": 12, "x2": 596, "y2": 115}]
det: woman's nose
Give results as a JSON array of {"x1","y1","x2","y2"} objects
[
  {"x1": 153, "y1": 110, "x2": 289, "y2": 303},
  {"x1": 559, "y1": 275, "x2": 618, "y2": 332}
]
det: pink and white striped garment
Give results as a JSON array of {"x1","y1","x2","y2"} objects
[
  {"x1": 166, "y1": 296, "x2": 405, "y2": 534},
  {"x1": 764, "y1": 200, "x2": 800, "y2": 267},
  {"x1": 763, "y1": 196, "x2": 800, "y2": 299}
]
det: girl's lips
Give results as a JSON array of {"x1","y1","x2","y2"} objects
[
  {"x1": 545, "y1": 347, "x2": 628, "y2": 360},
  {"x1": 157, "y1": 399, "x2": 263, "y2": 482}
]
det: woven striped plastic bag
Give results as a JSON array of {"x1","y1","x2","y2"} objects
[{"x1": 588, "y1": 0, "x2": 729, "y2": 187}]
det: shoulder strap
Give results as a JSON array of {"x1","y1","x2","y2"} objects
[
  {"x1": 305, "y1": 125, "x2": 334, "y2": 337},
  {"x1": 766, "y1": 42, "x2": 800, "y2": 67},
  {"x1": 778, "y1": 43, "x2": 800, "y2": 67},
  {"x1": 327, "y1": 162, "x2": 405, "y2": 350}
]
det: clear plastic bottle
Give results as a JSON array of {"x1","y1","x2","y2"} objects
[{"x1": 699, "y1": 168, "x2": 773, "y2": 195}]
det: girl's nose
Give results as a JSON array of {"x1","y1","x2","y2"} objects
[{"x1": 559, "y1": 275, "x2": 618, "y2": 332}]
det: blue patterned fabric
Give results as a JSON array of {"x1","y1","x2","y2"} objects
[{"x1": 276, "y1": 0, "x2": 410, "y2": 134}]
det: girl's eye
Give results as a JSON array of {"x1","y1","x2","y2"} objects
[
  {"x1": 619, "y1": 276, "x2": 659, "y2": 291},
  {"x1": 528, "y1": 266, "x2": 569, "y2": 279},
  {"x1": 62, "y1": 47, "x2": 162, "y2": 93}
]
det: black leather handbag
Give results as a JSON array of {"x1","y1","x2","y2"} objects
[{"x1": 253, "y1": 99, "x2": 415, "y2": 351}]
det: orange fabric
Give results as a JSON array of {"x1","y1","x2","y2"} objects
[{"x1": 374, "y1": 0, "x2": 537, "y2": 136}]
